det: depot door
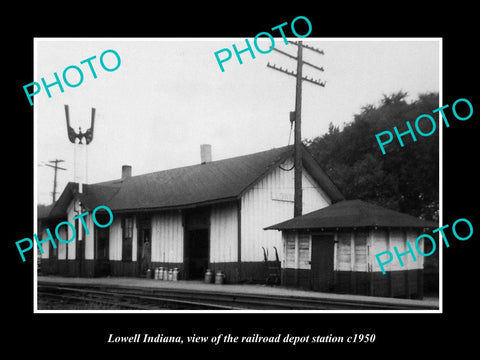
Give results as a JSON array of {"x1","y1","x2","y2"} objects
[
  {"x1": 183, "y1": 208, "x2": 210, "y2": 280},
  {"x1": 311, "y1": 234, "x2": 335, "y2": 292},
  {"x1": 95, "y1": 226, "x2": 110, "y2": 276},
  {"x1": 185, "y1": 229, "x2": 209, "y2": 280},
  {"x1": 138, "y1": 228, "x2": 152, "y2": 276}
]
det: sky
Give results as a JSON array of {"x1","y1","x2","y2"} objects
[{"x1": 35, "y1": 38, "x2": 440, "y2": 205}]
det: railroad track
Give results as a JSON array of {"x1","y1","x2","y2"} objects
[
  {"x1": 37, "y1": 282, "x2": 438, "y2": 310},
  {"x1": 37, "y1": 284, "x2": 242, "y2": 310}
]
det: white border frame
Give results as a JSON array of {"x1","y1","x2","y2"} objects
[{"x1": 33, "y1": 37, "x2": 443, "y2": 314}]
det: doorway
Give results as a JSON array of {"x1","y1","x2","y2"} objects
[
  {"x1": 183, "y1": 208, "x2": 210, "y2": 280},
  {"x1": 185, "y1": 229, "x2": 209, "y2": 280},
  {"x1": 138, "y1": 228, "x2": 151, "y2": 276},
  {"x1": 95, "y1": 226, "x2": 110, "y2": 276},
  {"x1": 135, "y1": 216, "x2": 152, "y2": 277},
  {"x1": 311, "y1": 234, "x2": 335, "y2": 292}
]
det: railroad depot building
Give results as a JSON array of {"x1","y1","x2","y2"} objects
[
  {"x1": 39, "y1": 145, "x2": 343, "y2": 282},
  {"x1": 38, "y1": 144, "x2": 437, "y2": 298}
]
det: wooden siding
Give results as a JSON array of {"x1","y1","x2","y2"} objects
[
  {"x1": 41, "y1": 199, "x2": 98, "y2": 262},
  {"x1": 84, "y1": 215, "x2": 95, "y2": 260},
  {"x1": 303, "y1": 170, "x2": 331, "y2": 214},
  {"x1": 241, "y1": 158, "x2": 331, "y2": 262},
  {"x1": 131, "y1": 216, "x2": 138, "y2": 262},
  {"x1": 210, "y1": 202, "x2": 238, "y2": 263},
  {"x1": 282, "y1": 237, "x2": 424, "y2": 299},
  {"x1": 333, "y1": 231, "x2": 370, "y2": 272},
  {"x1": 283, "y1": 230, "x2": 374, "y2": 274},
  {"x1": 282, "y1": 232, "x2": 312, "y2": 270},
  {"x1": 66, "y1": 202, "x2": 76, "y2": 260},
  {"x1": 370, "y1": 229, "x2": 423, "y2": 272},
  {"x1": 298, "y1": 234, "x2": 310, "y2": 270},
  {"x1": 284, "y1": 232, "x2": 296, "y2": 268},
  {"x1": 336, "y1": 232, "x2": 351, "y2": 271},
  {"x1": 354, "y1": 231, "x2": 368, "y2": 272},
  {"x1": 407, "y1": 229, "x2": 423, "y2": 269},
  {"x1": 108, "y1": 214, "x2": 138, "y2": 262},
  {"x1": 109, "y1": 217, "x2": 122, "y2": 261},
  {"x1": 40, "y1": 228, "x2": 49, "y2": 259},
  {"x1": 151, "y1": 211, "x2": 183, "y2": 263},
  {"x1": 57, "y1": 226, "x2": 67, "y2": 260},
  {"x1": 370, "y1": 228, "x2": 388, "y2": 272},
  {"x1": 390, "y1": 229, "x2": 405, "y2": 271},
  {"x1": 58, "y1": 199, "x2": 95, "y2": 261}
]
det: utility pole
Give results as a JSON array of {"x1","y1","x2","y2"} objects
[
  {"x1": 45, "y1": 159, "x2": 67, "y2": 203},
  {"x1": 267, "y1": 40, "x2": 325, "y2": 217}
]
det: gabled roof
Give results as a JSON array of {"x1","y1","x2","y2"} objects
[
  {"x1": 48, "y1": 145, "x2": 344, "y2": 216},
  {"x1": 265, "y1": 199, "x2": 438, "y2": 230}
]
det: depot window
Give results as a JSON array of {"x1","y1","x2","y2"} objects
[{"x1": 122, "y1": 216, "x2": 133, "y2": 261}]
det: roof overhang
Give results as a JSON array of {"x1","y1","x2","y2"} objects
[{"x1": 265, "y1": 200, "x2": 438, "y2": 231}]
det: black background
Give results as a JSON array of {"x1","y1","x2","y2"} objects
[{"x1": 5, "y1": 5, "x2": 478, "y2": 356}]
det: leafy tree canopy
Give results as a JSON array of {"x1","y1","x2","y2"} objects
[{"x1": 306, "y1": 91, "x2": 439, "y2": 221}]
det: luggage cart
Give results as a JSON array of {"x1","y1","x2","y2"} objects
[{"x1": 263, "y1": 246, "x2": 281, "y2": 285}]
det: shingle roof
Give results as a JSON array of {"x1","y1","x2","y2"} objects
[
  {"x1": 48, "y1": 145, "x2": 344, "y2": 216},
  {"x1": 265, "y1": 199, "x2": 438, "y2": 230}
]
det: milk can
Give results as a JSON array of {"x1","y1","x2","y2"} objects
[
  {"x1": 154, "y1": 267, "x2": 159, "y2": 280},
  {"x1": 168, "y1": 268, "x2": 173, "y2": 281},
  {"x1": 158, "y1": 267, "x2": 164, "y2": 280},
  {"x1": 214, "y1": 270, "x2": 225, "y2": 285},
  {"x1": 204, "y1": 269, "x2": 213, "y2": 283},
  {"x1": 163, "y1": 268, "x2": 168, "y2": 280},
  {"x1": 172, "y1": 268, "x2": 179, "y2": 281},
  {"x1": 146, "y1": 268, "x2": 152, "y2": 279}
]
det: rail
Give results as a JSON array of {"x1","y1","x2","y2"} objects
[{"x1": 37, "y1": 281, "x2": 438, "y2": 311}]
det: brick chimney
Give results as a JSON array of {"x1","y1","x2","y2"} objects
[
  {"x1": 122, "y1": 165, "x2": 132, "y2": 179},
  {"x1": 200, "y1": 144, "x2": 212, "y2": 164}
]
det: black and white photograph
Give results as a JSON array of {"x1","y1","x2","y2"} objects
[
  {"x1": 6, "y1": 8, "x2": 478, "y2": 355},
  {"x1": 34, "y1": 38, "x2": 440, "y2": 312}
]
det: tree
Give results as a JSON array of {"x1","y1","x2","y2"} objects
[{"x1": 306, "y1": 91, "x2": 439, "y2": 220}]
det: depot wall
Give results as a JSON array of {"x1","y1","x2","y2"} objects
[
  {"x1": 281, "y1": 228, "x2": 424, "y2": 299},
  {"x1": 40, "y1": 199, "x2": 99, "y2": 277},
  {"x1": 241, "y1": 158, "x2": 330, "y2": 264},
  {"x1": 151, "y1": 212, "x2": 184, "y2": 264}
]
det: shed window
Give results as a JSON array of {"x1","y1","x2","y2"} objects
[
  {"x1": 337, "y1": 232, "x2": 351, "y2": 271},
  {"x1": 122, "y1": 217, "x2": 134, "y2": 261},
  {"x1": 298, "y1": 234, "x2": 310, "y2": 269},
  {"x1": 354, "y1": 232, "x2": 368, "y2": 271},
  {"x1": 285, "y1": 234, "x2": 296, "y2": 268}
]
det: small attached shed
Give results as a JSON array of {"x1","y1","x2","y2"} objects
[{"x1": 266, "y1": 200, "x2": 438, "y2": 299}]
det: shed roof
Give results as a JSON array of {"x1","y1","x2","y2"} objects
[
  {"x1": 265, "y1": 199, "x2": 438, "y2": 230},
  {"x1": 48, "y1": 145, "x2": 344, "y2": 218}
]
